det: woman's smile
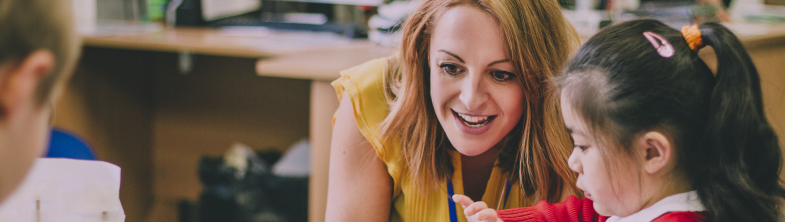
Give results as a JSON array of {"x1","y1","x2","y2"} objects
[{"x1": 451, "y1": 109, "x2": 496, "y2": 134}]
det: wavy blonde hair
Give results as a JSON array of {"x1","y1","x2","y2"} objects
[{"x1": 378, "y1": 0, "x2": 580, "y2": 203}]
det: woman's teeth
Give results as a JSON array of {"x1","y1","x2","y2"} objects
[{"x1": 456, "y1": 113, "x2": 491, "y2": 127}]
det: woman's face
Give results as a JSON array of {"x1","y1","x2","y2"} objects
[{"x1": 429, "y1": 5, "x2": 524, "y2": 156}]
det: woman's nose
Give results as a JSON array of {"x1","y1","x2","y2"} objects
[
  {"x1": 458, "y1": 72, "x2": 488, "y2": 111},
  {"x1": 568, "y1": 148, "x2": 582, "y2": 174}
]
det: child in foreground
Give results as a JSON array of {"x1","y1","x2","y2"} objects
[
  {"x1": 453, "y1": 19, "x2": 785, "y2": 222},
  {"x1": 0, "y1": 0, "x2": 80, "y2": 203}
]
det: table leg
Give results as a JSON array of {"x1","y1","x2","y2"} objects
[{"x1": 309, "y1": 81, "x2": 339, "y2": 222}]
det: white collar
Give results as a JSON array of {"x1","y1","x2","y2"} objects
[{"x1": 606, "y1": 191, "x2": 705, "y2": 222}]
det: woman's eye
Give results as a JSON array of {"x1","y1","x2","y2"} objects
[
  {"x1": 490, "y1": 71, "x2": 515, "y2": 82},
  {"x1": 574, "y1": 145, "x2": 589, "y2": 151},
  {"x1": 439, "y1": 63, "x2": 462, "y2": 76}
]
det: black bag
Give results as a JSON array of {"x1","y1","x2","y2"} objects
[{"x1": 195, "y1": 150, "x2": 307, "y2": 222}]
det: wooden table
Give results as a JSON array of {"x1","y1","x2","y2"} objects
[{"x1": 55, "y1": 27, "x2": 393, "y2": 222}]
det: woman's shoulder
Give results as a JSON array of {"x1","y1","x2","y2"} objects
[
  {"x1": 333, "y1": 56, "x2": 392, "y2": 93},
  {"x1": 331, "y1": 55, "x2": 399, "y2": 155},
  {"x1": 332, "y1": 56, "x2": 406, "y2": 195},
  {"x1": 332, "y1": 56, "x2": 392, "y2": 110},
  {"x1": 332, "y1": 55, "x2": 395, "y2": 126}
]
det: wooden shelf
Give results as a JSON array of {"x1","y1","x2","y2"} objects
[{"x1": 82, "y1": 26, "x2": 396, "y2": 81}]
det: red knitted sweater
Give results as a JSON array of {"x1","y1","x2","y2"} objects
[{"x1": 496, "y1": 196, "x2": 705, "y2": 222}]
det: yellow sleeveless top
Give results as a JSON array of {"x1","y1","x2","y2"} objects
[{"x1": 332, "y1": 57, "x2": 531, "y2": 222}]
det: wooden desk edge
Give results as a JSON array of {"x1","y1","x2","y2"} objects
[{"x1": 83, "y1": 36, "x2": 276, "y2": 59}]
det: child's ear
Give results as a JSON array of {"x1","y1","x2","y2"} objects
[
  {"x1": 637, "y1": 131, "x2": 673, "y2": 175},
  {"x1": 0, "y1": 50, "x2": 54, "y2": 119}
]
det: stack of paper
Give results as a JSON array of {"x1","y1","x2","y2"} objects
[{"x1": 0, "y1": 158, "x2": 125, "y2": 222}]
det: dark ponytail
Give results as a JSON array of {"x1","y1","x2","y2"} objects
[
  {"x1": 557, "y1": 19, "x2": 785, "y2": 222},
  {"x1": 693, "y1": 22, "x2": 785, "y2": 222}
]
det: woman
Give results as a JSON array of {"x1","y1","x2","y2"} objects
[{"x1": 327, "y1": 0, "x2": 580, "y2": 221}]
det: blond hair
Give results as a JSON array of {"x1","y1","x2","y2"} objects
[
  {"x1": 0, "y1": 0, "x2": 81, "y2": 106},
  {"x1": 378, "y1": 0, "x2": 580, "y2": 203}
]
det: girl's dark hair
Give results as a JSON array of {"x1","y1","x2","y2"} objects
[{"x1": 557, "y1": 19, "x2": 785, "y2": 222}]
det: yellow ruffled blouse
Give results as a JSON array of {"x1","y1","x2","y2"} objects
[{"x1": 332, "y1": 57, "x2": 531, "y2": 222}]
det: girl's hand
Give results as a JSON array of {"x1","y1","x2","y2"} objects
[{"x1": 452, "y1": 194, "x2": 503, "y2": 222}]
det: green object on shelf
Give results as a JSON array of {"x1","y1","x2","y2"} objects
[{"x1": 147, "y1": 0, "x2": 169, "y2": 22}]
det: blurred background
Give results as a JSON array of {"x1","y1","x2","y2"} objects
[{"x1": 57, "y1": 0, "x2": 785, "y2": 222}]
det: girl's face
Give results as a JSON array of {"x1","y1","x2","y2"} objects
[
  {"x1": 562, "y1": 92, "x2": 644, "y2": 217},
  {"x1": 429, "y1": 5, "x2": 524, "y2": 157}
]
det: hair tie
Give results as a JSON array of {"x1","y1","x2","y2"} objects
[{"x1": 681, "y1": 24, "x2": 704, "y2": 52}]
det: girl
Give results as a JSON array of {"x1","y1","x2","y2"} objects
[
  {"x1": 454, "y1": 19, "x2": 785, "y2": 222},
  {"x1": 327, "y1": 0, "x2": 581, "y2": 221}
]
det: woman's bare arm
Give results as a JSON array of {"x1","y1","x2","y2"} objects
[{"x1": 325, "y1": 92, "x2": 392, "y2": 221}]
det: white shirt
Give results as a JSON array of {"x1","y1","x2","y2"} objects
[{"x1": 606, "y1": 191, "x2": 705, "y2": 222}]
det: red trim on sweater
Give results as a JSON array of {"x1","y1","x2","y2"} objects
[
  {"x1": 497, "y1": 196, "x2": 605, "y2": 222},
  {"x1": 652, "y1": 212, "x2": 705, "y2": 222},
  {"x1": 496, "y1": 196, "x2": 705, "y2": 222}
]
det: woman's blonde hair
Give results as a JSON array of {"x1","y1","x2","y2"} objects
[{"x1": 378, "y1": 0, "x2": 580, "y2": 203}]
